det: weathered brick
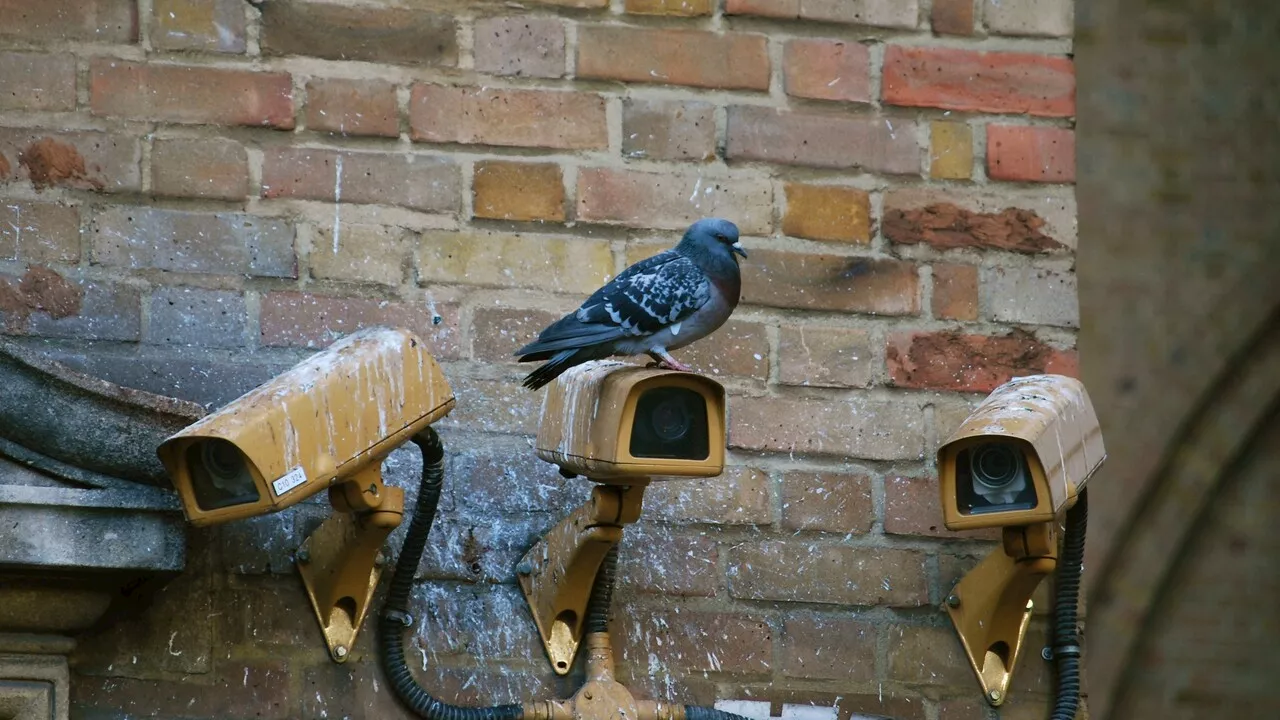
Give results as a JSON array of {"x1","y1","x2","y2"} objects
[
  {"x1": 308, "y1": 222, "x2": 411, "y2": 285},
  {"x1": 151, "y1": 137, "x2": 248, "y2": 201},
  {"x1": 932, "y1": 0, "x2": 975, "y2": 35},
  {"x1": 410, "y1": 584, "x2": 546, "y2": 661},
  {"x1": 221, "y1": 576, "x2": 325, "y2": 649},
  {"x1": 674, "y1": 318, "x2": 770, "y2": 380},
  {"x1": 528, "y1": 0, "x2": 607, "y2": 6},
  {"x1": 937, "y1": 697, "x2": 989, "y2": 720},
  {"x1": 726, "y1": 0, "x2": 919, "y2": 29},
  {"x1": 577, "y1": 26, "x2": 770, "y2": 91},
  {"x1": 985, "y1": 0, "x2": 1074, "y2": 38},
  {"x1": 0, "y1": 0, "x2": 137, "y2": 43},
  {"x1": 471, "y1": 307, "x2": 564, "y2": 363},
  {"x1": 447, "y1": 441, "x2": 586, "y2": 516},
  {"x1": 615, "y1": 607, "x2": 773, "y2": 674},
  {"x1": 742, "y1": 251, "x2": 919, "y2": 315},
  {"x1": 260, "y1": 2, "x2": 457, "y2": 66},
  {"x1": 882, "y1": 46, "x2": 1075, "y2": 118},
  {"x1": 730, "y1": 394, "x2": 923, "y2": 460},
  {"x1": 90, "y1": 60, "x2": 294, "y2": 128},
  {"x1": 417, "y1": 231, "x2": 613, "y2": 296},
  {"x1": 622, "y1": 99, "x2": 717, "y2": 162},
  {"x1": 783, "y1": 616, "x2": 878, "y2": 681},
  {"x1": 726, "y1": 105, "x2": 920, "y2": 175},
  {"x1": 473, "y1": 161, "x2": 566, "y2": 222},
  {"x1": 434, "y1": 376, "x2": 544, "y2": 436},
  {"x1": 46, "y1": 348, "x2": 292, "y2": 409},
  {"x1": 410, "y1": 85, "x2": 607, "y2": 150},
  {"x1": 887, "y1": 624, "x2": 974, "y2": 685},
  {"x1": 304, "y1": 78, "x2": 399, "y2": 138},
  {"x1": 885, "y1": 330, "x2": 1078, "y2": 392},
  {"x1": 783, "y1": 39, "x2": 871, "y2": 103},
  {"x1": 0, "y1": 202, "x2": 80, "y2": 264},
  {"x1": 778, "y1": 325, "x2": 875, "y2": 388},
  {"x1": 781, "y1": 471, "x2": 874, "y2": 533},
  {"x1": 987, "y1": 125, "x2": 1076, "y2": 183},
  {"x1": 259, "y1": 291, "x2": 461, "y2": 358},
  {"x1": 2, "y1": 267, "x2": 140, "y2": 341},
  {"x1": 619, "y1": 529, "x2": 719, "y2": 596},
  {"x1": 930, "y1": 121, "x2": 974, "y2": 180},
  {"x1": 473, "y1": 16, "x2": 565, "y2": 78},
  {"x1": 71, "y1": 660, "x2": 295, "y2": 719},
  {"x1": 782, "y1": 183, "x2": 871, "y2": 244},
  {"x1": 577, "y1": 167, "x2": 773, "y2": 234},
  {"x1": 261, "y1": 147, "x2": 460, "y2": 214},
  {"x1": 730, "y1": 543, "x2": 928, "y2": 606},
  {"x1": 883, "y1": 187, "x2": 1076, "y2": 253},
  {"x1": 0, "y1": 129, "x2": 140, "y2": 192},
  {"x1": 627, "y1": 0, "x2": 713, "y2": 15},
  {"x1": 90, "y1": 206, "x2": 296, "y2": 278},
  {"x1": 934, "y1": 396, "x2": 982, "y2": 442},
  {"x1": 642, "y1": 466, "x2": 773, "y2": 526},
  {"x1": 885, "y1": 475, "x2": 999, "y2": 540},
  {"x1": 932, "y1": 263, "x2": 979, "y2": 321},
  {"x1": 983, "y1": 266, "x2": 1079, "y2": 327},
  {"x1": 152, "y1": 0, "x2": 246, "y2": 53},
  {"x1": 147, "y1": 287, "x2": 246, "y2": 348},
  {"x1": 0, "y1": 53, "x2": 76, "y2": 111}
]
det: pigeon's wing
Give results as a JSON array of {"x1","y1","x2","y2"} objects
[{"x1": 516, "y1": 252, "x2": 710, "y2": 357}]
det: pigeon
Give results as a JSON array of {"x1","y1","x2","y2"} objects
[{"x1": 515, "y1": 217, "x2": 747, "y2": 390}]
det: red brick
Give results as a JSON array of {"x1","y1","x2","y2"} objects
[
  {"x1": 0, "y1": 202, "x2": 80, "y2": 264},
  {"x1": 473, "y1": 16, "x2": 565, "y2": 78},
  {"x1": 261, "y1": 147, "x2": 460, "y2": 213},
  {"x1": 90, "y1": 59, "x2": 294, "y2": 129},
  {"x1": 259, "y1": 291, "x2": 461, "y2": 358},
  {"x1": 725, "y1": 0, "x2": 798, "y2": 16},
  {"x1": 152, "y1": 0, "x2": 246, "y2": 53},
  {"x1": 146, "y1": 287, "x2": 247, "y2": 348},
  {"x1": 260, "y1": 2, "x2": 457, "y2": 66},
  {"x1": 673, "y1": 318, "x2": 770, "y2": 380},
  {"x1": 783, "y1": 39, "x2": 871, "y2": 103},
  {"x1": 471, "y1": 307, "x2": 563, "y2": 362},
  {"x1": 305, "y1": 78, "x2": 399, "y2": 138},
  {"x1": 781, "y1": 471, "x2": 874, "y2": 533},
  {"x1": 473, "y1": 161, "x2": 565, "y2": 222},
  {"x1": 308, "y1": 223, "x2": 412, "y2": 285},
  {"x1": 623, "y1": 99, "x2": 717, "y2": 162},
  {"x1": 730, "y1": 542, "x2": 929, "y2": 606},
  {"x1": 932, "y1": 263, "x2": 979, "y2": 321},
  {"x1": 883, "y1": 188, "x2": 1073, "y2": 254},
  {"x1": 0, "y1": 53, "x2": 76, "y2": 111},
  {"x1": 410, "y1": 85, "x2": 607, "y2": 150},
  {"x1": 577, "y1": 26, "x2": 769, "y2": 91},
  {"x1": 885, "y1": 475, "x2": 999, "y2": 540},
  {"x1": 151, "y1": 138, "x2": 248, "y2": 201},
  {"x1": 730, "y1": 394, "x2": 923, "y2": 460},
  {"x1": 627, "y1": 0, "x2": 713, "y2": 15},
  {"x1": 778, "y1": 325, "x2": 875, "y2": 388},
  {"x1": 987, "y1": 125, "x2": 1076, "y2": 183},
  {"x1": 642, "y1": 466, "x2": 773, "y2": 526},
  {"x1": 0, "y1": 129, "x2": 140, "y2": 193},
  {"x1": 783, "y1": 616, "x2": 878, "y2": 681},
  {"x1": 577, "y1": 167, "x2": 773, "y2": 234},
  {"x1": 782, "y1": 183, "x2": 872, "y2": 243},
  {"x1": 89, "y1": 206, "x2": 295, "y2": 278},
  {"x1": 887, "y1": 624, "x2": 974, "y2": 685},
  {"x1": 615, "y1": 607, "x2": 773, "y2": 674},
  {"x1": 886, "y1": 330, "x2": 1078, "y2": 392},
  {"x1": 742, "y1": 251, "x2": 919, "y2": 315},
  {"x1": 931, "y1": 0, "x2": 975, "y2": 35},
  {"x1": 726, "y1": 0, "x2": 919, "y2": 29},
  {"x1": 2, "y1": 267, "x2": 140, "y2": 341},
  {"x1": 882, "y1": 46, "x2": 1075, "y2": 118},
  {"x1": 417, "y1": 231, "x2": 613, "y2": 296},
  {"x1": 619, "y1": 529, "x2": 719, "y2": 597},
  {"x1": 726, "y1": 105, "x2": 920, "y2": 174},
  {"x1": 0, "y1": 0, "x2": 137, "y2": 43}
]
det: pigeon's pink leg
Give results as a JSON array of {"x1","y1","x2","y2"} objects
[{"x1": 649, "y1": 349, "x2": 693, "y2": 372}]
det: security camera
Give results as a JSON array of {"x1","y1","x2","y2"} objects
[
  {"x1": 534, "y1": 360, "x2": 727, "y2": 481},
  {"x1": 157, "y1": 326, "x2": 456, "y2": 527},
  {"x1": 937, "y1": 374, "x2": 1105, "y2": 531}
]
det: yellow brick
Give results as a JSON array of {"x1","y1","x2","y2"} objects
[
  {"x1": 417, "y1": 231, "x2": 613, "y2": 295},
  {"x1": 625, "y1": 0, "x2": 713, "y2": 16},
  {"x1": 930, "y1": 121, "x2": 973, "y2": 179}
]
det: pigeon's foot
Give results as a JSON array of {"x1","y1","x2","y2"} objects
[{"x1": 649, "y1": 350, "x2": 694, "y2": 372}]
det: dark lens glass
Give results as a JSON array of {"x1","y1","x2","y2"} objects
[
  {"x1": 187, "y1": 439, "x2": 261, "y2": 511},
  {"x1": 972, "y1": 444, "x2": 1019, "y2": 489},
  {"x1": 629, "y1": 387, "x2": 709, "y2": 460},
  {"x1": 955, "y1": 442, "x2": 1037, "y2": 515}
]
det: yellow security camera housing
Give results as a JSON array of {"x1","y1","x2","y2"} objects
[
  {"x1": 157, "y1": 327, "x2": 456, "y2": 527},
  {"x1": 937, "y1": 374, "x2": 1105, "y2": 532},
  {"x1": 534, "y1": 361, "x2": 727, "y2": 482}
]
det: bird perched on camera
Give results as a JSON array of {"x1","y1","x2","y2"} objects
[{"x1": 515, "y1": 217, "x2": 747, "y2": 391}]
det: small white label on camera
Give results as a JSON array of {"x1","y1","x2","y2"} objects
[{"x1": 272, "y1": 466, "x2": 307, "y2": 496}]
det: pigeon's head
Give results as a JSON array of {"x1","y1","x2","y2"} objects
[{"x1": 681, "y1": 217, "x2": 746, "y2": 264}]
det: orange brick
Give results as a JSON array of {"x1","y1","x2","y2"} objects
[
  {"x1": 577, "y1": 26, "x2": 769, "y2": 90},
  {"x1": 577, "y1": 167, "x2": 773, "y2": 234},
  {"x1": 625, "y1": 0, "x2": 713, "y2": 15},
  {"x1": 781, "y1": 471, "x2": 874, "y2": 533},
  {"x1": 742, "y1": 251, "x2": 919, "y2": 315},
  {"x1": 777, "y1": 325, "x2": 875, "y2": 388},
  {"x1": 783, "y1": 39, "x2": 871, "y2": 103},
  {"x1": 782, "y1": 183, "x2": 871, "y2": 243},
  {"x1": 89, "y1": 59, "x2": 294, "y2": 128},
  {"x1": 987, "y1": 125, "x2": 1076, "y2": 183},
  {"x1": 410, "y1": 85, "x2": 607, "y2": 150},
  {"x1": 473, "y1": 161, "x2": 565, "y2": 222},
  {"x1": 932, "y1": 263, "x2": 979, "y2": 321},
  {"x1": 886, "y1": 330, "x2": 1078, "y2": 392},
  {"x1": 883, "y1": 46, "x2": 1075, "y2": 118},
  {"x1": 930, "y1": 121, "x2": 973, "y2": 179},
  {"x1": 729, "y1": 543, "x2": 929, "y2": 606},
  {"x1": 305, "y1": 78, "x2": 399, "y2": 138},
  {"x1": 931, "y1": 0, "x2": 975, "y2": 35}
]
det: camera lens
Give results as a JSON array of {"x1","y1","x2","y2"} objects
[
  {"x1": 629, "y1": 386, "x2": 709, "y2": 460},
  {"x1": 187, "y1": 439, "x2": 261, "y2": 511},
  {"x1": 201, "y1": 439, "x2": 247, "y2": 489},
  {"x1": 971, "y1": 443, "x2": 1021, "y2": 490},
  {"x1": 650, "y1": 396, "x2": 693, "y2": 442}
]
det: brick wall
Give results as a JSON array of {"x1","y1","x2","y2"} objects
[{"x1": 0, "y1": 1, "x2": 1078, "y2": 719}]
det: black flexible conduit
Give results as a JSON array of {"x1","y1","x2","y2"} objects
[
  {"x1": 1050, "y1": 488, "x2": 1088, "y2": 720},
  {"x1": 379, "y1": 428, "x2": 523, "y2": 720}
]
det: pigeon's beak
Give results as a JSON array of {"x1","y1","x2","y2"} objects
[{"x1": 731, "y1": 241, "x2": 748, "y2": 259}]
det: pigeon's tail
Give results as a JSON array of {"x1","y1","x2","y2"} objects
[{"x1": 520, "y1": 345, "x2": 611, "y2": 390}]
